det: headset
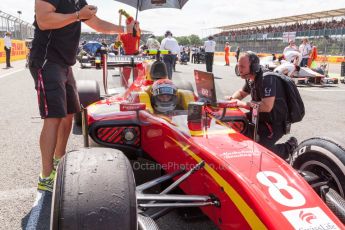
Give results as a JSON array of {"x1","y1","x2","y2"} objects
[{"x1": 245, "y1": 51, "x2": 261, "y2": 74}]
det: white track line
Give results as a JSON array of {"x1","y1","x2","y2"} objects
[
  {"x1": 25, "y1": 191, "x2": 46, "y2": 230},
  {"x1": 0, "y1": 68, "x2": 25, "y2": 80}
]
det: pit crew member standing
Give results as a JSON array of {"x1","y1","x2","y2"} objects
[
  {"x1": 299, "y1": 38, "x2": 311, "y2": 67},
  {"x1": 29, "y1": 0, "x2": 124, "y2": 192},
  {"x1": 224, "y1": 42, "x2": 230, "y2": 66},
  {"x1": 226, "y1": 52, "x2": 298, "y2": 160},
  {"x1": 160, "y1": 30, "x2": 179, "y2": 80},
  {"x1": 204, "y1": 36, "x2": 216, "y2": 72}
]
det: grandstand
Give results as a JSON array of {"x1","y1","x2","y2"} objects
[{"x1": 213, "y1": 8, "x2": 345, "y2": 55}]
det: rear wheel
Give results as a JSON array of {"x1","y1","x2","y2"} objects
[
  {"x1": 74, "y1": 80, "x2": 100, "y2": 126},
  {"x1": 291, "y1": 137, "x2": 345, "y2": 198},
  {"x1": 51, "y1": 147, "x2": 137, "y2": 230}
]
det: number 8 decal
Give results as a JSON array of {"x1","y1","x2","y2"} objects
[{"x1": 257, "y1": 171, "x2": 306, "y2": 207}]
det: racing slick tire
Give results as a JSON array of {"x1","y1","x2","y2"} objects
[
  {"x1": 74, "y1": 80, "x2": 101, "y2": 126},
  {"x1": 174, "y1": 80, "x2": 194, "y2": 92},
  {"x1": 51, "y1": 147, "x2": 137, "y2": 230},
  {"x1": 291, "y1": 137, "x2": 345, "y2": 198}
]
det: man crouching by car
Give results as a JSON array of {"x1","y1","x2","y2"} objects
[
  {"x1": 226, "y1": 52, "x2": 298, "y2": 160},
  {"x1": 28, "y1": 0, "x2": 124, "y2": 192}
]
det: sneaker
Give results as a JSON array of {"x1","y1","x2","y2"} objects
[
  {"x1": 38, "y1": 170, "x2": 56, "y2": 192},
  {"x1": 286, "y1": 136, "x2": 298, "y2": 154},
  {"x1": 53, "y1": 157, "x2": 60, "y2": 170}
]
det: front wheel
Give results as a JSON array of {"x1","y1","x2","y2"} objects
[
  {"x1": 291, "y1": 137, "x2": 345, "y2": 198},
  {"x1": 51, "y1": 148, "x2": 137, "y2": 230}
]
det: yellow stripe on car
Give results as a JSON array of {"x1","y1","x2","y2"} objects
[{"x1": 169, "y1": 137, "x2": 267, "y2": 229}]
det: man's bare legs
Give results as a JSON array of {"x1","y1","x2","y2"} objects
[
  {"x1": 40, "y1": 114, "x2": 73, "y2": 177},
  {"x1": 54, "y1": 114, "x2": 73, "y2": 159},
  {"x1": 40, "y1": 118, "x2": 61, "y2": 177}
]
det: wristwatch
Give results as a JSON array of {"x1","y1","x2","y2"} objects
[{"x1": 76, "y1": 11, "x2": 80, "y2": 21}]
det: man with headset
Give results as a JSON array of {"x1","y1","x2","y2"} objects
[{"x1": 226, "y1": 52, "x2": 298, "y2": 160}]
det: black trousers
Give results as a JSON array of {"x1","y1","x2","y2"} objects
[
  {"x1": 245, "y1": 122, "x2": 291, "y2": 159},
  {"x1": 5, "y1": 47, "x2": 11, "y2": 67},
  {"x1": 205, "y1": 52, "x2": 214, "y2": 72}
]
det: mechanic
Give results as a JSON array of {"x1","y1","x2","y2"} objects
[
  {"x1": 274, "y1": 62, "x2": 300, "y2": 78},
  {"x1": 283, "y1": 40, "x2": 299, "y2": 54},
  {"x1": 160, "y1": 31, "x2": 180, "y2": 80},
  {"x1": 226, "y1": 52, "x2": 298, "y2": 160},
  {"x1": 224, "y1": 42, "x2": 230, "y2": 66},
  {"x1": 151, "y1": 79, "x2": 182, "y2": 114},
  {"x1": 29, "y1": 0, "x2": 124, "y2": 192},
  {"x1": 204, "y1": 36, "x2": 216, "y2": 72},
  {"x1": 299, "y1": 38, "x2": 312, "y2": 67}
]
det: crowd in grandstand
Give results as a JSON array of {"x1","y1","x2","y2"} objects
[{"x1": 220, "y1": 18, "x2": 345, "y2": 36}]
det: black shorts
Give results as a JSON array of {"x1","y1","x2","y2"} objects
[{"x1": 29, "y1": 60, "x2": 81, "y2": 118}]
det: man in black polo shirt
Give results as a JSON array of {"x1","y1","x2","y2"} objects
[
  {"x1": 226, "y1": 52, "x2": 298, "y2": 160},
  {"x1": 29, "y1": 0, "x2": 125, "y2": 192}
]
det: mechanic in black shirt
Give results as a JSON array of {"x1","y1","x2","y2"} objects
[
  {"x1": 29, "y1": 0, "x2": 125, "y2": 192},
  {"x1": 226, "y1": 52, "x2": 298, "y2": 160}
]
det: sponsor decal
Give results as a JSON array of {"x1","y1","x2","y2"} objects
[
  {"x1": 147, "y1": 128, "x2": 163, "y2": 138},
  {"x1": 282, "y1": 207, "x2": 339, "y2": 230},
  {"x1": 220, "y1": 151, "x2": 261, "y2": 159},
  {"x1": 264, "y1": 87, "x2": 272, "y2": 97}
]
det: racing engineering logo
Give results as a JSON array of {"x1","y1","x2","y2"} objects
[
  {"x1": 299, "y1": 211, "x2": 316, "y2": 224},
  {"x1": 282, "y1": 207, "x2": 339, "y2": 229}
]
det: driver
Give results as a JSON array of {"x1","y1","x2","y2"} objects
[{"x1": 151, "y1": 79, "x2": 179, "y2": 114}]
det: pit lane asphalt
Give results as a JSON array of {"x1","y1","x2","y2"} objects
[{"x1": 0, "y1": 58, "x2": 344, "y2": 230}]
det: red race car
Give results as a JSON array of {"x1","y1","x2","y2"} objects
[{"x1": 51, "y1": 53, "x2": 345, "y2": 230}]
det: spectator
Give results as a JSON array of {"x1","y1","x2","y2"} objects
[
  {"x1": 160, "y1": 30, "x2": 179, "y2": 79},
  {"x1": 299, "y1": 38, "x2": 311, "y2": 67},
  {"x1": 224, "y1": 42, "x2": 230, "y2": 66},
  {"x1": 204, "y1": 35, "x2": 216, "y2": 72},
  {"x1": 4, "y1": 32, "x2": 12, "y2": 69},
  {"x1": 226, "y1": 52, "x2": 298, "y2": 160},
  {"x1": 29, "y1": 0, "x2": 124, "y2": 192},
  {"x1": 146, "y1": 34, "x2": 160, "y2": 50}
]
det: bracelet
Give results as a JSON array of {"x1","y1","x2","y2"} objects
[{"x1": 76, "y1": 11, "x2": 80, "y2": 21}]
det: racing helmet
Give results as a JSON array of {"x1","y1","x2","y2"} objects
[{"x1": 151, "y1": 79, "x2": 178, "y2": 113}]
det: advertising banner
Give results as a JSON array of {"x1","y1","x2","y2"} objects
[
  {"x1": 0, "y1": 39, "x2": 28, "y2": 63},
  {"x1": 282, "y1": 32, "x2": 296, "y2": 43}
]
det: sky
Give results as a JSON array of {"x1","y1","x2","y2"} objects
[{"x1": 1, "y1": 0, "x2": 344, "y2": 37}]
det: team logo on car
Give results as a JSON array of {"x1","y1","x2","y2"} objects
[{"x1": 282, "y1": 207, "x2": 338, "y2": 229}]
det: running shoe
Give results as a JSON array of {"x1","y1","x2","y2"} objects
[{"x1": 37, "y1": 170, "x2": 56, "y2": 192}]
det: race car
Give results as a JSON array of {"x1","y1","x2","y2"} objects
[
  {"x1": 52, "y1": 53, "x2": 345, "y2": 229},
  {"x1": 78, "y1": 41, "x2": 106, "y2": 69}
]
